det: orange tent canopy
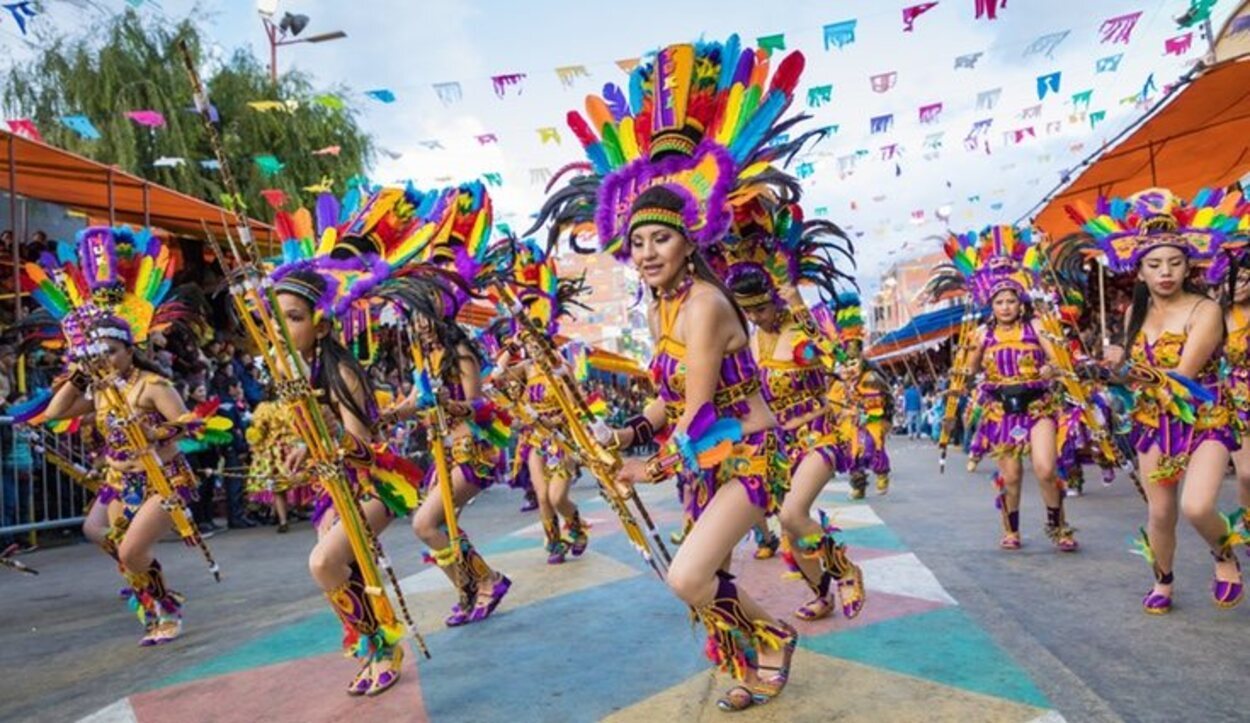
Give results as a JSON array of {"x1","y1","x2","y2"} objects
[
  {"x1": 0, "y1": 130, "x2": 273, "y2": 244},
  {"x1": 1029, "y1": 58, "x2": 1250, "y2": 237}
]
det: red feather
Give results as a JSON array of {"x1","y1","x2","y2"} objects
[
  {"x1": 566, "y1": 110, "x2": 599, "y2": 149},
  {"x1": 768, "y1": 51, "x2": 805, "y2": 96},
  {"x1": 274, "y1": 211, "x2": 299, "y2": 242}
]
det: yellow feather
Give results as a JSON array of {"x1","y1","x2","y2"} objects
[
  {"x1": 316, "y1": 228, "x2": 337, "y2": 256},
  {"x1": 619, "y1": 117, "x2": 640, "y2": 160},
  {"x1": 667, "y1": 44, "x2": 695, "y2": 128},
  {"x1": 715, "y1": 84, "x2": 745, "y2": 145}
]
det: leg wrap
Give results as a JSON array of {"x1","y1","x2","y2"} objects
[
  {"x1": 124, "y1": 559, "x2": 182, "y2": 628},
  {"x1": 541, "y1": 515, "x2": 566, "y2": 553},
  {"x1": 1045, "y1": 503, "x2": 1075, "y2": 541},
  {"x1": 325, "y1": 563, "x2": 401, "y2": 661},
  {"x1": 849, "y1": 471, "x2": 868, "y2": 493},
  {"x1": 695, "y1": 571, "x2": 791, "y2": 682},
  {"x1": 428, "y1": 535, "x2": 492, "y2": 609}
]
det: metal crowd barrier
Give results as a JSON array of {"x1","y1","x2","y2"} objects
[{"x1": 0, "y1": 416, "x2": 96, "y2": 537}]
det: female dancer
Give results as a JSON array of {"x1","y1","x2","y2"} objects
[
  {"x1": 22, "y1": 226, "x2": 205, "y2": 645},
  {"x1": 948, "y1": 226, "x2": 1077, "y2": 551},
  {"x1": 489, "y1": 240, "x2": 590, "y2": 565},
  {"x1": 532, "y1": 35, "x2": 816, "y2": 709},
  {"x1": 722, "y1": 205, "x2": 865, "y2": 622},
  {"x1": 1074, "y1": 189, "x2": 1243, "y2": 612},
  {"x1": 245, "y1": 400, "x2": 312, "y2": 533},
  {"x1": 830, "y1": 297, "x2": 891, "y2": 499},
  {"x1": 1211, "y1": 245, "x2": 1250, "y2": 533}
]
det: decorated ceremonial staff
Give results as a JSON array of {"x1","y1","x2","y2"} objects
[
  {"x1": 719, "y1": 198, "x2": 867, "y2": 623},
  {"x1": 1070, "y1": 188, "x2": 1246, "y2": 614},
  {"x1": 1207, "y1": 228, "x2": 1250, "y2": 539},
  {"x1": 13, "y1": 225, "x2": 222, "y2": 645},
  {"x1": 181, "y1": 44, "x2": 429, "y2": 696},
  {"x1": 534, "y1": 35, "x2": 808, "y2": 712},
  {"x1": 938, "y1": 225, "x2": 1078, "y2": 552}
]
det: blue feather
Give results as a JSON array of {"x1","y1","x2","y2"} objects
[
  {"x1": 728, "y1": 90, "x2": 786, "y2": 164},
  {"x1": 55, "y1": 240, "x2": 76, "y2": 265},
  {"x1": 691, "y1": 417, "x2": 743, "y2": 454},
  {"x1": 718, "y1": 34, "x2": 741, "y2": 91},
  {"x1": 1166, "y1": 371, "x2": 1216, "y2": 404},
  {"x1": 10, "y1": 388, "x2": 52, "y2": 423},
  {"x1": 586, "y1": 143, "x2": 611, "y2": 175},
  {"x1": 628, "y1": 69, "x2": 645, "y2": 117}
]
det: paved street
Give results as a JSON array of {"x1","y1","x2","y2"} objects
[{"x1": 1, "y1": 438, "x2": 1246, "y2": 722}]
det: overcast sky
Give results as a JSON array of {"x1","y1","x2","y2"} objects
[{"x1": 6, "y1": 0, "x2": 1239, "y2": 300}]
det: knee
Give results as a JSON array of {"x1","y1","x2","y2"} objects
[
  {"x1": 411, "y1": 513, "x2": 440, "y2": 546},
  {"x1": 307, "y1": 545, "x2": 335, "y2": 582},
  {"x1": 117, "y1": 544, "x2": 148, "y2": 574},
  {"x1": 666, "y1": 566, "x2": 711, "y2": 606},
  {"x1": 1147, "y1": 502, "x2": 1178, "y2": 530},
  {"x1": 778, "y1": 505, "x2": 810, "y2": 535},
  {"x1": 1032, "y1": 460, "x2": 1057, "y2": 483},
  {"x1": 1180, "y1": 496, "x2": 1215, "y2": 526}
]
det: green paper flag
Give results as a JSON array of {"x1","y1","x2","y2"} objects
[
  {"x1": 253, "y1": 154, "x2": 285, "y2": 177},
  {"x1": 757, "y1": 33, "x2": 786, "y2": 55}
]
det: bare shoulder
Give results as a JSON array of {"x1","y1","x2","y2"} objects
[
  {"x1": 1188, "y1": 295, "x2": 1222, "y2": 329},
  {"x1": 686, "y1": 282, "x2": 735, "y2": 322}
]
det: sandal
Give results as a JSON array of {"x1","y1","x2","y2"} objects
[
  {"x1": 794, "y1": 594, "x2": 834, "y2": 621},
  {"x1": 150, "y1": 616, "x2": 182, "y2": 645},
  {"x1": 346, "y1": 659, "x2": 373, "y2": 696},
  {"x1": 1143, "y1": 570, "x2": 1173, "y2": 615},
  {"x1": 445, "y1": 603, "x2": 473, "y2": 627},
  {"x1": 750, "y1": 623, "x2": 799, "y2": 705},
  {"x1": 1000, "y1": 532, "x2": 1022, "y2": 550},
  {"x1": 716, "y1": 685, "x2": 756, "y2": 712},
  {"x1": 469, "y1": 574, "x2": 512, "y2": 623},
  {"x1": 835, "y1": 563, "x2": 866, "y2": 619},
  {"x1": 367, "y1": 645, "x2": 403, "y2": 696},
  {"x1": 1211, "y1": 550, "x2": 1244, "y2": 609}
]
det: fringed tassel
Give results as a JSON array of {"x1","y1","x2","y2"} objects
[
  {"x1": 123, "y1": 559, "x2": 183, "y2": 629},
  {"x1": 779, "y1": 537, "x2": 803, "y2": 581},
  {"x1": 427, "y1": 532, "x2": 493, "y2": 609},
  {"x1": 541, "y1": 515, "x2": 566, "y2": 553},
  {"x1": 325, "y1": 562, "x2": 395, "y2": 661},
  {"x1": 1045, "y1": 502, "x2": 1076, "y2": 542},
  {"x1": 694, "y1": 571, "x2": 790, "y2": 682},
  {"x1": 1131, "y1": 527, "x2": 1172, "y2": 583}
]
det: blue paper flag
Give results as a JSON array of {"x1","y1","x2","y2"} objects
[
  {"x1": 59, "y1": 115, "x2": 100, "y2": 140},
  {"x1": 365, "y1": 89, "x2": 396, "y2": 103}
]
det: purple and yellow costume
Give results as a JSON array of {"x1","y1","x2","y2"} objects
[
  {"x1": 969, "y1": 323, "x2": 1058, "y2": 462},
  {"x1": 757, "y1": 317, "x2": 847, "y2": 473},
  {"x1": 1224, "y1": 307, "x2": 1250, "y2": 433},
  {"x1": 652, "y1": 287, "x2": 787, "y2": 523},
  {"x1": 1129, "y1": 330, "x2": 1237, "y2": 485}
]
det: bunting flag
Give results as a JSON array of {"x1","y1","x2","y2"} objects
[
  {"x1": 1099, "y1": 11, "x2": 1143, "y2": 44},
  {"x1": 902, "y1": 2, "x2": 939, "y2": 32},
  {"x1": 807, "y1": 84, "x2": 833, "y2": 107},
  {"x1": 125, "y1": 110, "x2": 165, "y2": 128},
  {"x1": 554, "y1": 65, "x2": 590, "y2": 88},
  {"x1": 483, "y1": 172, "x2": 503, "y2": 187},
  {"x1": 259, "y1": 189, "x2": 287, "y2": 208},
  {"x1": 303, "y1": 176, "x2": 333, "y2": 193},
  {"x1": 1023, "y1": 30, "x2": 1069, "y2": 58},
  {"x1": 870, "y1": 114, "x2": 894, "y2": 134},
  {"x1": 918, "y1": 102, "x2": 943, "y2": 124},
  {"x1": 1045, "y1": 120, "x2": 1063, "y2": 134},
  {"x1": 1089, "y1": 110, "x2": 1107, "y2": 128},
  {"x1": 975, "y1": 0, "x2": 1006, "y2": 20},
  {"x1": 757, "y1": 33, "x2": 786, "y2": 55},
  {"x1": 1164, "y1": 33, "x2": 1194, "y2": 56},
  {"x1": 537, "y1": 126, "x2": 561, "y2": 144},
  {"x1": 418, "y1": 140, "x2": 445, "y2": 150},
  {"x1": 881, "y1": 143, "x2": 900, "y2": 160},
  {"x1": 1020, "y1": 104, "x2": 1042, "y2": 119},
  {"x1": 954, "y1": 51, "x2": 983, "y2": 69},
  {"x1": 1036, "y1": 71, "x2": 1061, "y2": 100},
  {"x1": 796, "y1": 162, "x2": 815, "y2": 179},
  {"x1": 529, "y1": 167, "x2": 551, "y2": 185},
  {"x1": 615, "y1": 58, "x2": 640, "y2": 73},
  {"x1": 2, "y1": 1, "x2": 37, "y2": 35},
  {"x1": 1071, "y1": 89, "x2": 1093, "y2": 111},
  {"x1": 870, "y1": 71, "x2": 899, "y2": 93},
  {"x1": 1095, "y1": 53, "x2": 1124, "y2": 73},
  {"x1": 152, "y1": 156, "x2": 185, "y2": 168},
  {"x1": 923, "y1": 131, "x2": 945, "y2": 149},
  {"x1": 823, "y1": 19, "x2": 857, "y2": 50},
  {"x1": 976, "y1": 88, "x2": 1002, "y2": 109},
  {"x1": 312, "y1": 145, "x2": 341, "y2": 156},
  {"x1": 184, "y1": 102, "x2": 220, "y2": 124},
  {"x1": 199, "y1": 159, "x2": 221, "y2": 171},
  {"x1": 490, "y1": 73, "x2": 526, "y2": 98},
  {"x1": 247, "y1": 100, "x2": 297, "y2": 113},
  {"x1": 253, "y1": 154, "x2": 284, "y2": 176},
  {"x1": 433, "y1": 82, "x2": 463, "y2": 105},
  {"x1": 378, "y1": 147, "x2": 402, "y2": 160},
  {"x1": 5, "y1": 118, "x2": 42, "y2": 142},
  {"x1": 816, "y1": 206, "x2": 828, "y2": 216},
  {"x1": 313, "y1": 94, "x2": 345, "y2": 110},
  {"x1": 476, "y1": 133, "x2": 499, "y2": 145},
  {"x1": 59, "y1": 115, "x2": 100, "y2": 140},
  {"x1": 365, "y1": 89, "x2": 396, "y2": 103}
]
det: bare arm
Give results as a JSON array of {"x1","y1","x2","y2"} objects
[
  {"x1": 44, "y1": 379, "x2": 95, "y2": 421},
  {"x1": 143, "y1": 380, "x2": 191, "y2": 424},
  {"x1": 1176, "y1": 298, "x2": 1223, "y2": 378}
]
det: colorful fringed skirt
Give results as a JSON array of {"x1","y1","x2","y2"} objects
[
  {"x1": 968, "y1": 383, "x2": 1058, "y2": 462},
  {"x1": 1130, "y1": 393, "x2": 1238, "y2": 485},
  {"x1": 681, "y1": 428, "x2": 788, "y2": 523},
  {"x1": 103, "y1": 454, "x2": 198, "y2": 521}
]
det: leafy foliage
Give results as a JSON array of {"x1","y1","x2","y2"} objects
[{"x1": 2, "y1": 10, "x2": 372, "y2": 217}]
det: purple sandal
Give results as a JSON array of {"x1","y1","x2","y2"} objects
[
  {"x1": 469, "y1": 574, "x2": 512, "y2": 623},
  {"x1": 367, "y1": 646, "x2": 404, "y2": 697}
]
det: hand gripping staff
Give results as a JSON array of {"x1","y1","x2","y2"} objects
[
  {"x1": 178, "y1": 41, "x2": 428, "y2": 658},
  {"x1": 492, "y1": 282, "x2": 673, "y2": 578},
  {"x1": 406, "y1": 335, "x2": 463, "y2": 565},
  {"x1": 938, "y1": 307, "x2": 978, "y2": 473},
  {"x1": 70, "y1": 303, "x2": 221, "y2": 580},
  {"x1": 1029, "y1": 287, "x2": 1122, "y2": 471}
]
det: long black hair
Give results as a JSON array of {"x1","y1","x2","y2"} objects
[
  {"x1": 274, "y1": 268, "x2": 376, "y2": 427},
  {"x1": 95, "y1": 316, "x2": 169, "y2": 378},
  {"x1": 1122, "y1": 274, "x2": 1207, "y2": 348}
]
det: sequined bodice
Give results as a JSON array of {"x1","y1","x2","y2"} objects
[
  {"x1": 1227, "y1": 307, "x2": 1248, "y2": 369},
  {"x1": 982, "y1": 324, "x2": 1047, "y2": 388},
  {"x1": 649, "y1": 290, "x2": 760, "y2": 422},
  {"x1": 1131, "y1": 330, "x2": 1220, "y2": 383},
  {"x1": 92, "y1": 371, "x2": 169, "y2": 460}
]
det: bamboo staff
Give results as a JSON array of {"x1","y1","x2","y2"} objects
[
  {"x1": 937, "y1": 306, "x2": 978, "y2": 473},
  {"x1": 178, "y1": 41, "x2": 426, "y2": 657}
]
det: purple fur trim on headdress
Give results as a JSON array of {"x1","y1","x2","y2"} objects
[
  {"x1": 321, "y1": 254, "x2": 391, "y2": 318},
  {"x1": 596, "y1": 141, "x2": 736, "y2": 260}
]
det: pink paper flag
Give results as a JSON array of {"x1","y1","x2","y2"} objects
[
  {"x1": 5, "y1": 118, "x2": 43, "y2": 142},
  {"x1": 125, "y1": 110, "x2": 166, "y2": 128},
  {"x1": 902, "y1": 2, "x2": 939, "y2": 32},
  {"x1": 312, "y1": 145, "x2": 342, "y2": 156}
]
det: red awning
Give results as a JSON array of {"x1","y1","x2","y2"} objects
[{"x1": 0, "y1": 130, "x2": 274, "y2": 244}]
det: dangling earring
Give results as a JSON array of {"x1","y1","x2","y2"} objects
[{"x1": 686, "y1": 256, "x2": 695, "y2": 274}]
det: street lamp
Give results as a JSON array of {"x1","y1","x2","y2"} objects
[{"x1": 259, "y1": 3, "x2": 347, "y2": 83}]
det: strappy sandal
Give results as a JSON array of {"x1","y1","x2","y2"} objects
[
  {"x1": 999, "y1": 532, "x2": 1022, "y2": 550},
  {"x1": 469, "y1": 574, "x2": 512, "y2": 623},
  {"x1": 346, "y1": 659, "x2": 374, "y2": 696},
  {"x1": 794, "y1": 594, "x2": 834, "y2": 621},
  {"x1": 367, "y1": 645, "x2": 403, "y2": 696},
  {"x1": 1212, "y1": 550, "x2": 1244, "y2": 609},
  {"x1": 716, "y1": 685, "x2": 756, "y2": 712},
  {"x1": 835, "y1": 564, "x2": 866, "y2": 619},
  {"x1": 749, "y1": 623, "x2": 799, "y2": 706}
]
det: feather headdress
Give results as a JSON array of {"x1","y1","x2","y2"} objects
[
  {"x1": 1066, "y1": 187, "x2": 1243, "y2": 274},
  {"x1": 943, "y1": 224, "x2": 1041, "y2": 307},
  {"x1": 528, "y1": 35, "x2": 816, "y2": 261},
  {"x1": 19, "y1": 225, "x2": 190, "y2": 350}
]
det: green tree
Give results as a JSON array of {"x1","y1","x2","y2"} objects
[{"x1": 2, "y1": 10, "x2": 373, "y2": 219}]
